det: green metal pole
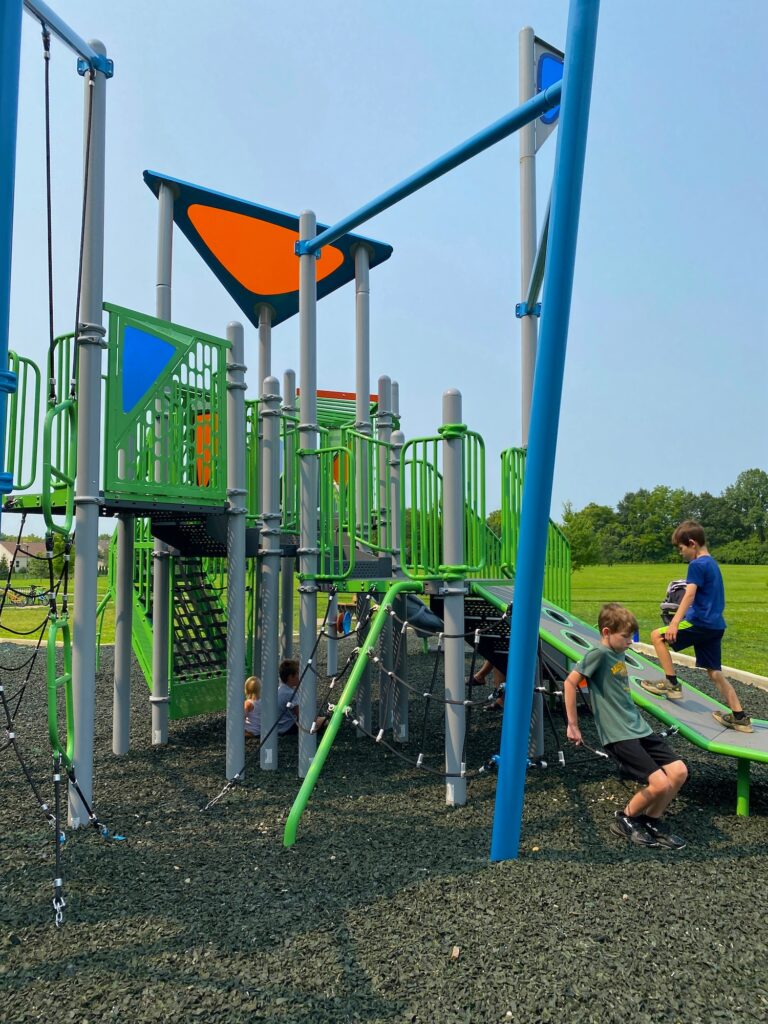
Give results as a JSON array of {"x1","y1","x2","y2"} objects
[
  {"x1": 283, "y1": 579, "x2": 422, "y2": 847},
  {"x1": 736, "y1": 759, "x2": 750, "y2": 817}
]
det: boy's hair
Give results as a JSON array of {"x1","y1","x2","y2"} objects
[
  {"x1": 244, "y1": 675, "x2": 261, "y2": 699},
  {"x1": 598, "y1": 602, "x2": 638, "y2": 635},
  {"x1": 671, "y1": 520, "x2": 706, "y2": 547},
  {"x1": 279, "y1": 658, "x2": 299, "y2": 683}
]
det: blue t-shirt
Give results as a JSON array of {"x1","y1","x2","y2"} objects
[{"x1": 685, "y1": 555, "x2": 725, "y2": 630}]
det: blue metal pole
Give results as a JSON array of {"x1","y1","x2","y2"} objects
[
  {"x1": 23, "y1": 1, "x2": 113, "y2": 75},
  {"x1": 490, "y1": 0, "x2": 600, "y2": 862},
  {"x1": 298, "y1": 81, "x2": 562, "y2": 256},
  {"x1": 0, "y1": 0, "x2": 23, "y2": 527}
]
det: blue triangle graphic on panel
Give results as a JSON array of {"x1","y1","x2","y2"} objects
[
  {"x1": 122, "y1": 326, "x2": 176, "y2": 413},
  {"x1": 537, "y1": 53, "x2": 563, "y2": 125}
]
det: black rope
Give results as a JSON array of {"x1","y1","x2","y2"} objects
[
  {"x1": 70, "y1": 68, "x2": 96, "y2": 395},
  {"x1": 40, "y1": 24, "x2": 57, "y2": 403}
]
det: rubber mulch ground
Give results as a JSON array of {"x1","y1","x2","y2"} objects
[{"x1": 2, "y1": 635, "x2": 768, "y2": 1024}]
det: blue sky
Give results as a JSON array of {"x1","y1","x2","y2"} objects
[{"x1": 8, "y1": 1, "x2": 767, "y2": 519}]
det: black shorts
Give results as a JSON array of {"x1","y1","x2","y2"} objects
[
  {"x1": 662, "y1": 623, "x2": 723, "y2": 670},
  {"x1": 604, "y1": 734, "x2": 684, "y2": 783}
]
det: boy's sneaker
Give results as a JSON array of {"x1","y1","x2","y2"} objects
[
  {"x1": 640, "y1": 817, "x2": 686, "y2": 850},
  {"x1": 609, "y1": 811, "x2": 658, "y2": 848},
  {"x1": 712, "y1": 710, "x2": 753, "y2": 734},
  {"x1": 640, "y1": 678, "x2": 684, "y2": 700}
]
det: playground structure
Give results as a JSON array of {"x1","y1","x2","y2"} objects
[{"x1": 2, "y1": 0, "x2": 766, "y2": 912}]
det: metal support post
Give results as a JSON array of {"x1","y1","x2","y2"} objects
[
  {"x1": 297, "y1": 211, "x2": 319, "y2": 778},
  {"x1": 519, "y1": 25, "x2": 538, "y2": 446},
  {"x1": 280, "y1": 369, "x2": 296, "y2": 659},
  {"x1": 491, "y1": 0, "x2": 600, "y2": 862},
  {"x1": 150, "y1": 181, "x2": 174, "y2": 747},
  {"x1": 442, "y1": 389, "x2": 466, "y2": 806},
  {"x1": 259, "y1": 375, "x2": 282, "y2": 771},
  {"x1": 69, "y1": 42, "x2": 108, "y2": 825},
  {"x1": 257, "y1": 304, "x2": 272, "y2": 390},
  {"x1": 390, "y1": 429, "x2": 408, "y2": 741},
  {"x1": 112, "y1": 507, "x2": 133, "y2": 755},
  {"x1": 353, "y1": 244, "x2": 372, "y2": 735},
  {"x1": 226, "y1": 323, "x2": 247, "y2": 780},
  {"x1": 376, "y1": 375, "x2": 393, "y2": 729}
]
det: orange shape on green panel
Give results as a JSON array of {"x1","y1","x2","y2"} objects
[{"x1": 188, "y1": 205, "x2": 344, "y2": 295}]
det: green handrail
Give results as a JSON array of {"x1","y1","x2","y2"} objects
[
  {"x1": 95, "y1": 586, "x2": 113, "y2": 671},
  {"x1": 400, "y1": 430, "x2": 486, "y2": 579},
  {"x1": 5, "y1": 350, "x2": 41, "y2": 491},
  {"x1": 47, "y1": 615, "x2": 74, "y2": 771},
  {"x1": 340, "y1": 426, "x2": 395, "y2": 554},
  {"x1": 42, "y1": 399, "x2": 77, "y2": 536},
  {"x1": 284, "y1": 579, "x2": 423, "y2": 847},
  {"x1": 300, "y1": 444, "x2": 356, "y2": 581},
  {"x1": 500, "y1": 446, "x2": 571, "y2": 609}
]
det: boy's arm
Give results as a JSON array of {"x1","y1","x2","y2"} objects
[
  {"x1": 563, "y1": 669, "x2": 585, "y2": 745},
  {"x1": 666, "y1": 583, "x2": 697, "y2": 642}
]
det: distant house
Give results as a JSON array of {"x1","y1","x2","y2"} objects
[{"x1": 0, "y1": 539, "x2": 48, "y2": 573}]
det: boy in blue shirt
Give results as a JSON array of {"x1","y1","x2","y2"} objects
[
  {"x1": 641, "y1": 520, "x2": 752, "y2": 733},
  {"x1": 564, "y1": 603, "x2": 688, "y2": 849}
]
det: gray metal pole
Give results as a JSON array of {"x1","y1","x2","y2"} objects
[
  {"x1": 297, "y1": 211, "x2": 319, "y2": 778},
  {"x1": 226, "y1": 322, "x2": 247, "y2": 780},
  {"x1": 69, "y1": 42, "x2": 108, "y2": 826},
  {"x1": 442, "y1": 389, "x2": 466, "y2": 807},
  {"x1": 353, "y1": 244, "x2": 372, "y2": 735},
  {"x1": 390, "y1": 429, "x2": 408, "y2": 741},
  {"x1": 376, "y1": 375, "x2": 393, "y2": 729},
  {"x1": 326, "y1": 594, "x2": 339, "y2": 678},
  {"x1": 519, "y1": 26, "x2": 538, "y2": 446},
  {"x1": 150, "y1": 182, "x2": 174, "y2": 747},
  {"x1": 258, "y1": 305, "x2": 272, "y2": 390},
  {"x1": 112, "y1": 509, "x2": 133, "y2": 755},
  {"x1": 280, "y1": 368, "x2": 296, "y2": 660},
  {"x1": 252, "y1": 305, "x2": 271, "y2": 693},
  {"x1": 259, "y1": 375, "x2": 282, "y2": 771},
  {"x1": 156, "y1": 183, "x2": 173, "y2": 318}
]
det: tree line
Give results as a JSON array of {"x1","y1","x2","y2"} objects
[{"x1": 556, "y1": 469, "x2": 768, "y2": 568}]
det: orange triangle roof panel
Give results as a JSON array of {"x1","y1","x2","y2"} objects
[{"x1": 144, "y1": 171, "x2": 393, "y2": 329}]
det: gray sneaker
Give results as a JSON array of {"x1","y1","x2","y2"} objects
[
  {"x1": 713, "y1": 710, "x2": 753, "y2": 734},
  {"x1": 640, "y1": 678, "x2": 684, "y2": 700}
]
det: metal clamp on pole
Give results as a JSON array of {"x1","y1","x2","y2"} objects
[{"x1": 75, "y1": 321, "x2": 107, "y2": 347}]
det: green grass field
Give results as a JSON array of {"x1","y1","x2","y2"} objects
[
  {"x1": 571, "y1": 563, "x2": 768, "y2": 678},
  {"x1": 2, "y1": 564, "x2": 765, "y2": 678}
]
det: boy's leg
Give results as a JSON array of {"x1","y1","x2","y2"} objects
[
  {"x1": 641, "y1": 760, "x2": 688, "y2": 818},
  {"x1": 650, "y1": 627, "x2": 676, "y2": 676},
  {"x1": 708, "y1": 668, "x2": 742, "y2": 714}
]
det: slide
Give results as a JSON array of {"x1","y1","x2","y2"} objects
[{"x1": 470, "y1": 581, "x2": 768, "y2": 815}]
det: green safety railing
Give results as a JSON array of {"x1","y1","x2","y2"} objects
[
  {"x1": 47, "y1": 615, "x2": 74, "y2": 771},
  {"x1": 245, "y1": 398, "x2": 261, "y2": 525},
  {"x1": 102, "y1": 304, "x2": 229, "y2": 507},
  {"x1": 42, "y1": 399, "x2": 77, "y2": 535},
  {"x1": 5, "y1": 351, "x2": 41, "y2": 491},
  {"x1": 400, "y1": 428, "x2": 486, "y2": 579},
  {"x1": 301, "y1": 444, "x2": 355, "y2": 581},
  {"x1": 501, "y1": 446, "x2": 571, "y2": 610},
  {"x1": 341, "y1": 427, "x2": 395, "y2": 555}
]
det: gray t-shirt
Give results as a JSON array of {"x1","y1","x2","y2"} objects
[
  {"x1": 575, "y1": 645, "x2": 651, "y2": 746},
  {"x1": 245, "y1": 684, "x2": 298, "y2": 736}
]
